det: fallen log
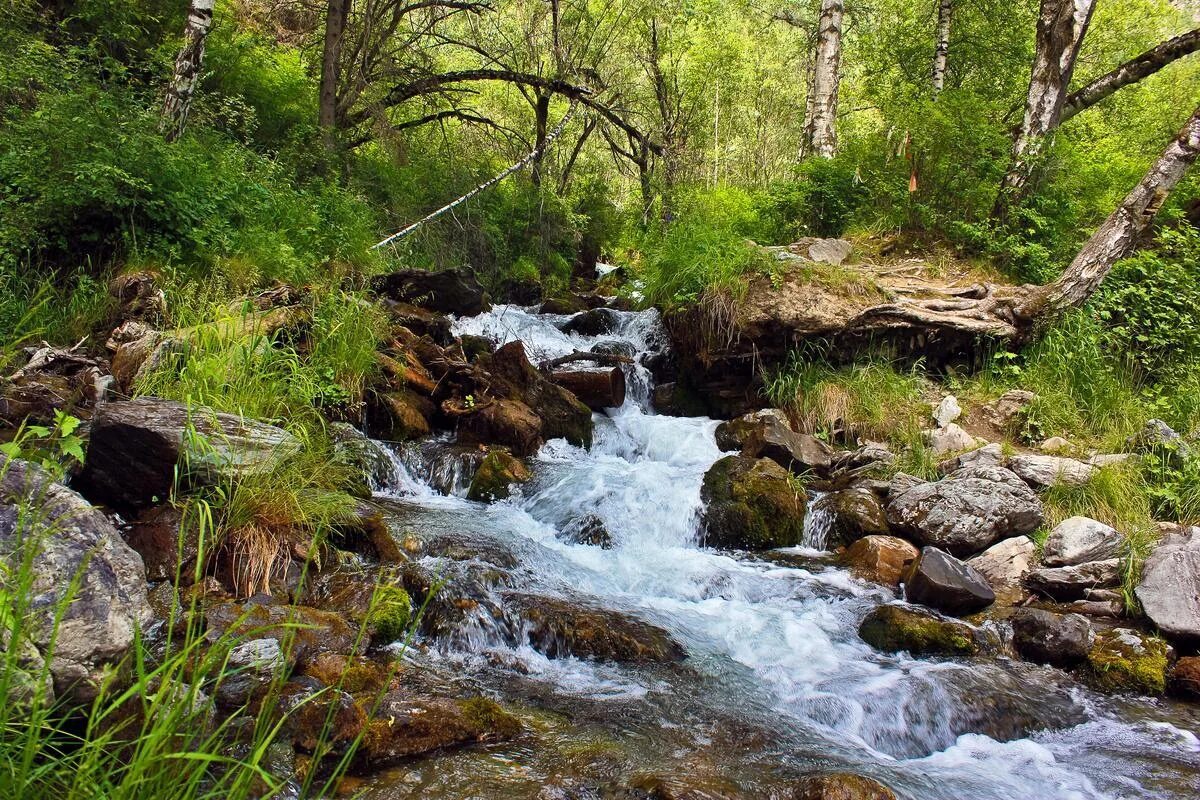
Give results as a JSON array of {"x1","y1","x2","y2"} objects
[
  {"x1": 539, "y1": 351, "x2": 633, "y2": 370},
  {"x1": 551, "y1": 368, "x2": 626, "y2": 410}
]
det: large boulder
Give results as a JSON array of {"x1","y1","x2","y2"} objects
[
  {"x1": 886, "y1": 467, "x2": 1043, "y2": 557},
  {"x1": 1042, "y1": 517, "x2": 1124, "y2": 567},
  {"x1": 0, "y1": 457, "x2": 152, "y2": 704},
  {"x1": 817, "y1": 488, "x2": 890, "y2": 547},
  {"x1": 1009, "y1": 608, "x2": 1093, "y2": 668},
  {"x1": 456, "y1": 398, "x2": 544, "y2": 457},
  {"x1": 858, "y1": 604, "x2": 978, "y2": 656},
  {"x1": 715, "y1": 409, "x2": 833, "y2": 475},
  {"x1": 1007, "y1": 454, "x2": 1097, "y2": 489},
  {"x1": 479, "y1": 341, "x2": 593, "y2": 448},
  {"x1": 371, "y1": 267, "x2": 491, "y2": 316},
  {"x1": 700, "y1": 456, "x2": 806, "y2": 550},
  {"x1": 1024, "y1": 559, "x2": 1121, "y2": 601},
  {"x1": 965, "y1": 536, "x2": 1035, "y2": 605},
  {"x1": 903, "y1": 547, "x2": 995, "y2": 615},
  {"x1": 502, "y1": 592, "x2": 685, "y2": 663},
  {"x1": 1135, "y1": 525, "x2": 1200, "y2": 644},
  {"x1": 1085, "y1": 628, "x2": 1169, "y2": 695},
  {"x1": 78, "y1": 398, "x2": 300, "y2": 510},
  {"x1": 842, "y1": 536, "x2": 919, "y2": 588}
]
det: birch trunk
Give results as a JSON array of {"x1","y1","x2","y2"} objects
[
  {"x1": 994, "y1": 0, "x2": 1096, "y2": 218},
  {"x1": 1060, "y1": 28, "x2": 1200, "y2": 122},
  {"x1": 802, "y1": 0, "x2": 844, "y2": 159},
  {"x1": 160, "y1": 0, "x2": 215, "y2": 142},
  {"x1": 319, "y1": 0, "x2": 352, "y2": 152},
  {"x1": 1020, "y1": 105, "x2": 1200, "y2": 319},
  {"x1": 932, "y1": 0, "x2": 952, "y2": 95}
]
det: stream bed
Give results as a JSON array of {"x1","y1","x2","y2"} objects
[{"x1": 362, "y1": 304, "x2": 1200, "y2": 799}]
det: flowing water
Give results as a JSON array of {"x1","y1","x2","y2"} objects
[{"x1": 364, "y1": 304, "x2": 1200, "y2": 799}]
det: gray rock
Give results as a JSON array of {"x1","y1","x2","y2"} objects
[
  {"x1": 1008, "y1": 454, "x2": 1097, "y2": 489},
  {"x1": 816, "y1": 487, "x2": 890, "y2": 546},
  {"x1": 831, "y1": 442, "x2": 896, "y2": 474},
  {"x1": 980, "y1": 389, "x2": 1035, "y2": 431},
  {"x1": 933, "y1": 395, "x2": 962, "y2": 427},
  {"x1": 939, "y1": 442, "x2": 1006, "y2": 474},
  {"x1": 887, "y1": 467, "x2": 1043, "y2": 557},
  {"x1": 1010, "y1": 608, "x2": 1093, "y2": 668},
  {"x1": 1135, "y1": 526, "x2": 1200, "y2": 644},
  {"x1": 715, "y1": 409, "x2": 833, "y2": 475},
  {"x1": 1042, "y1": 517, "x2": 1124, "y2": 567},
  {"x1": 1127, "y1": 418, "x2": 1191, "y2": 464},
  {"x1": 805, "y1": 237, "x2": 853, "y2": 265},
  {"x1": 79, "y1": 398, "x2": 301, "y2": 509},
  {"x1": 1024, "y1": 559, "x2": 1122, "y2": 601},
  {"x1": 966, "y1": 536, "x2": 1035, "y2": 605},
  {"x1": 329, "y1": 422, "x2": 397, "y2": 494},
  {"x1": 925, "y1": 423, "x2": 977, "y2": 455},
  {"x1": 887, "y1": 472, "x2": 927, "y2": 496},
  {"x1": 0, "y1": 456, "x2": 152, "y2": 704},
  {"x1": 947, "y1": 464, "x2": 1032, "y2": 492},
  {"x1": 903, "y1": 547, "x2": 995, "y2": 615},
  {"x1": 215, "y1": 638, "x2": 290, "y2": 708}
]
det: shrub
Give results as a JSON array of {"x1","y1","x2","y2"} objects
[{"x1": 753, "y1": 156, "x2": 868, "y2": 243}]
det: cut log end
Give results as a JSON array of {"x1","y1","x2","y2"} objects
[{"x1": 551, "y1": 368, "x2": 626, "y2": 411}]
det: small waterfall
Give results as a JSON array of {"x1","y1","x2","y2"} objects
[{"x1": 802, "y1": 491, "x2": 836, "y2": 550}]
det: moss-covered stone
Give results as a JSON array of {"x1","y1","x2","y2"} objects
[
  {"x1": 1085, "y1": 628, "x2": 1169, "y2": 695},
  {"x1": 365, "y1": 584, "x2": 413, "y2": 643},
  {"x1": 456, "y1": 696, "x2": 523, "y2": 739},
  {"x1": 699, "y1": 455, "x2": 806, "y2": 550},
  {"x1": 858, "y1": 604, "x2": 978, "y2": 656},
  {"x1": 467, "y1": 448, "x2": 532, "y2": 502}
]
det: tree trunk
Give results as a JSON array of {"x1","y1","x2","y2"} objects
[
  {"x1": 1018, "y1": 104, "x2": 1200, "y2": 319},
  {"x1": 531, "y1": 90, "x2": 551, "y2": 187},
  {"x1": 1060, "y1": 28, "x2": 1200, "y2": 123},
  {"x1": 994, "y1": 0, "x2": 1096, "y2": 219},
  {"x1": 932, "y1": 0, "x2": 952, "y2": 95},
  {"x1": 319, "y1": 0, "x2": 352, "y2": 152},
  {"x1": 802, "y1": 0, "x2": 843, "y2": 159},
  {"x1": 160, "y1": 0, "x2": 215, "y2": 142}
]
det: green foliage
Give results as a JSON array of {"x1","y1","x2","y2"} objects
[
  {"x1": 0, "y1": 412, "x2": 86, "y2": 479},
  {"x1": 753, "y1": 157, "x2": 868, "y2": 241}
]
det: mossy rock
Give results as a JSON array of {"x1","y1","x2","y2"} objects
[
  {"x1": 457, "y1": 696, "x2": 523, "y2": 739},
  {"x1": 1085, "y1": 628, "x2": 1169, "y2": 695},
  {"x1": 365, "y1": 584, "x2": 413, "y2": 643},
  {"x1": 700, "y1": 455, "x2": 806, "y2": 550},
  {"x1": 467, "y1": 448, "x2": 532, "y2": 502},
  {"x1": 858, "y1": 604, "x2": 978, "y2": 656}
]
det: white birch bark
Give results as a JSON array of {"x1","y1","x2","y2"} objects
[
  {"x1": 802, "y1": 0, "x2": 844, "y2": 159},
  {"x1": 932, "y1": 0, "x2": 952, "y2": 94},
  {"x1": 160, "y1": 0, "x2": 215, "y2": 143}
]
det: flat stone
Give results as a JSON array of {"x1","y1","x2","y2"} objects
[
  {"x1": 966, "y1": 536, "x2": 1035, "y2": 605},
  {"x1": 1042, "y1": 516, "x2": 1124, "y2": 567},
  {"x1": 939, "y1": 442, "x2": 1006, "y2": 474},
  {"x1": 804, "y1": 237, "x2": 854, "y2": 266},
  {"x1": 904, "y1": 547, "x2": 995, "y2": 615},
  {"x1": 1135, "y1": 525, "x2": 1200, "y2": 644},
  {"x1": 1008, "y1": 454, "x2": 1097, "y2": 489},
  {"x1": 1024, "y1": 559, "x2": 1122, "y2": 601}
]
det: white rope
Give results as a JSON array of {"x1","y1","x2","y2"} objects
[{"x1": 372, "y1": 101, "x2": 580, "y2": 250}]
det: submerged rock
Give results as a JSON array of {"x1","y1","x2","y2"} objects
[
  {"x1": 502, "y1": 591, "x2": 686, "y2": 663},
  {"x1": 1042, "y1": 517, "x2": 1124, "y2": 567},
  {"x1": 886, "y1": 466, "x2": 1043, "y2": 557},
  {"x1": 842, "y1": 535, "x2": 919, "y2": 588},
  {"x1": 903, "y1": 547, "x2": 995, "y2": 615},
  {"x1": 561, "y1": 307, "x2": 619, "y2": 336},
  {"x1": 1135, "y1": 525, "x2": 1200, "y2": 644},
  {"x1": 1009, "y1": 608, "x2": 1093, "y2": 668},
  {"x1": 858, "y1": 604, "x2": 978, "y2": 656},
  {"x1": 965, "y1": 536, "x2": 1035, "y2": 605},
  {"x1": 466, "y1": 447, "x2": 531, "y2": 502},
  {"x1": 0, "y1": 456, "x2": 152, "y2": 704},
  {"x1": 700, "y1": 456, "x2": 807, "y2": 550},
  {"x1": 558, "y1": 514, "x2": 614, "y2": 548},
  {"x1": 792, "y1": 772, "x2": 897, "y2": 800},
  {"x1": 1085, "y1": 628, "x2": 1169, "y2": 695}
]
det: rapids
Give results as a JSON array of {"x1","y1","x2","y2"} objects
[{"x1": 365, "y1": 303, "x2": 1200, "y2": 799}]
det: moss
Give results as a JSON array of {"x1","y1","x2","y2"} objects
[
  {"x1": 1085, "y1": 628, "x2": 1169, "y2": 695},
  {"x1": 858, "y1": 605, "x2": 978, "y2": 656},
  {"x1": 457, "y1": 696, "x2": 523, "y2": 739},
  {"x1": 365, "y1": 584, "x2": 412, "y2": 643},
  {"x1": 467, "y1": 448, "x2": 531, "y2": 502},
  {"x1": 701, "y1": 456, "x2": 806, "y2": 549}
]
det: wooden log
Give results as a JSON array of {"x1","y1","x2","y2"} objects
[{"x1": 551, "y1": 368, "x2": 626, "y2": 411}]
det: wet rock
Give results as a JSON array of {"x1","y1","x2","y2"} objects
[
  {"x1": 1085, "y1": 628, "x2": 1169, "y2": 695},
  {"x1": 329, "y1": 422, "x2": 397, "y2": 495},
  {"x1": 358, "y1": 692, "x2": 520, "y2": 768},
  {"x1": 558, "y1": 514, "x2": 614, "y2": 548},
  {"x1": 1024, "y1": 559, "x2": 1121, "y2": 601},
  {"x1": 842, "y1": 536, "x2": 919, "y2": 587},
  {"x1": 1168, "y1": 656, "x2": 1200, "y2": 700},
  {"x1": 700, "y1": 456, "x2": 806, "y2": 550},
  {"x1": 301, "y1": 652, "x2": 394, "y2": 696},
  {"x1": 371, "y1": 267, "x2": 491, "y2": 316},
  {"x1": 819, "y1": 488, "x2": 890, "y2": 546},
  {"x1": 980, "y1": 389, "x2": 1035, "y2": 432},
  {"x1": 204, "y1": 601, "x2": 366, "y2": 668},
  {"x1": 457, "y1": 398, "x2": 544, "y2": 457},
  {"x1": 858, "y1": 604, "x2": 978, "y2": 656},
  {"x1": 925, "y1": 423, "x2": 977, "y2": 455},
  {"x1": 467, "y1": 447, "x2": 531, "y2": 502},
  {"x1": 933, "y1": 395, "x2": 962, "y2": 428},
  {"x1": 214, "y1": 638, "x2": 291, "y2": 709},
  {"x1": 937, "y1": 442, "x2": 1005, "y2": 474},
  {"x1": 965, "y1": 536, "x2": 1035, "y2": 604},
  {"x1": 715, "y1": 409, "x2": 833, "y2": 475},
  {"x1": 1009, "y1": 608, "x2": 1093, "y2": 668},
  {"x1": 278, "y1": 680, "x2": 365, "y2": 753},
  {"x1": 561, "y1": 308, "x2": 620, "y2": 337},
  {"x1": 481, "y1": 341, "x2": 593, "y2": 448},
  {"x1": 1008, "y1": 454, "x2": 1097, "y2": 489},
  {"x1": 503, "y1": 592, "x2": 686, "y2": 663},
  {"x1": 367, "y1": 388, "x2": 433, "y2": 441},
  {"x1": 791, "y1": 773, "x2": 897, "y2": 800},
  {"x1": 1042, "y1": 516, "x2": 1124, "y2": 567},
  {"x1": 0, "y1": 456, "x2": 152, "y2": 704},
  {"x1": 903, "y1": 547, "x2": 995, "y2": 615},
  {"x1": 124, "y1": 503, "x2": 197, "y2": 583},
  {"x1": 540, "y1": 295, "x2": 589, "y2": 315},
  {"x1": 886, "y1": 467, "x2": 1043, "y2": 557},
  {"x1": 1135, "y1": 525, "x2": 1200, "y2": 644},
  {"x1": 551, "y1": 368, "x2": 626, "y2": 411},
  {"x1": 79, "y1": 398, "x2": 301, "y2": 510},
  {"x1": 651, "y1": 382, "x2": 708, "y2": 417},
  {"x1": 300, "y1": 566, "x2": 412, "y2": 644},
  {"x1": 381, "y1": 300, "x2": 453, "y2": 345},
  {"x1": 460, "y1": 333, "x2": 495, "y2": 361}
]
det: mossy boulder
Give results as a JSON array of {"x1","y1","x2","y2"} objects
[
  {"x1": 699, "y1": 455, "x2": 806, "y2": 550},
  {"x1": 858, "y1": 604, "x2": 978, "y2": 656},
  {"x1": 366, "y1": 388, "x2": 433, "y2": 441},
  {"x1": 479, "y1": 341, "x2": 593, "y2": 449},
  {"x1": 467, "y1": 448, "x2": 532, "y2": 502},
  {"x1": 1085, "y1": 628, "x2": 1169, "y2": 695},
  {"x1": 356, "y1": 691, "x2": 520, "y2": 768},
  {"x1": 792, "y1": 773, "x2": 897, "y2": 800},
  {"x1": 820, "y1": 487, "x2": 890, "y2": 546}
]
